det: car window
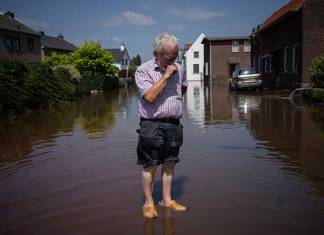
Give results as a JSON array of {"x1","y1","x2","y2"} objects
[{"x1": 239, "y1": 68, "x2": 257, "y2": 75}]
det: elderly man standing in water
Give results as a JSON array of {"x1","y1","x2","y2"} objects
[{"x1": 135, "y1": 33, "x2": 188, "y2": 218}]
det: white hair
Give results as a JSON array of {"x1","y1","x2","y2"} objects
[{"x1": 153, "y1": 33, "x2": 179, "y2": 53}]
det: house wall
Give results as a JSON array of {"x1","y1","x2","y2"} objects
[
  {"x1": 209, "y1": 40, "x2": 250, "y2": 80},
  {"x1": 251, "y1": 10, "x2": 303, "y2": 89},
  {"x1": 185, "y1": 34, "x2": 205, "y2": 81},
  {"x1": 302, "y1": 0, "x2": 324, "y2": 84},
  {"x1": 0, "y1": 29, "x2": 41, "y2": 63}
]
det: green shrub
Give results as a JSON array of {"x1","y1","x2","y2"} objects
[
  {"x1": 303, "y1": 88, "x2": 324, "y2": 103},
  {"x1": 53, "y1": 65, "x2": 81, "y2": 80},
  {"x1": 78, "y1": 72, "x2": 105, "y2": 96},
  {"x1": 53, "y1": 67, "x2": 77, "y2": 101},
  {"x1": 309, "y1": 56, "x2": 324, "y2": 88},
  {"x1": 0, "y1": 60, "x2": 28, "y2": 114},
  {"x1": 44, "y1": 52, "x2": 72, "y2": 66},
  {"x1": 103, "y1": 76, "x2": 119, "y2": 90},
  {"x1": 24, "y1": 63, "x2": 56, "y2": 108},
  {"x1": 71, "y1": 41, "x2": 118, "y2": 77},
  {"x1": 128, "y1": 65, "x2": 137, "y2": 79}
]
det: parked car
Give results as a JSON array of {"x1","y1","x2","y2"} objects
[{"x1": 229, "y1": 68, "x2": 262, "y2": 91}]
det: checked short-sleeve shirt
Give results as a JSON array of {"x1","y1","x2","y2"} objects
[{"x1": 135, "y1": 59, "x2": 188, "y2": 119}]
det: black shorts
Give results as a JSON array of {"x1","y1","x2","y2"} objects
[{"x1": 136, "y1": 119, "x2": 183, "y2": 168}]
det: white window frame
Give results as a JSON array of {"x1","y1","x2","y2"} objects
[
  {"x1": 232, "y1": 40, "x2": 239, "y2": 53},
  {"x1": 194, "y1": 51, "x2": 199, "y2": 58},
  {"x1": 292, "y1": 44, "x2": 298, "y2": 73},
  {"x1": 244, "y1": 40, "x2": 251, "y2": 52},
  {"x1": 284, "y1": 47, "x2": 289, "y2": 72}
]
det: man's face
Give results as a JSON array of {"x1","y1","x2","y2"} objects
[{"x1": 154, "y1": 45, "x2": 179, "y2": 70}]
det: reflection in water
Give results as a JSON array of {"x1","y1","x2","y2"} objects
[
  {"x1": 77, "y1": 91, "x2": 118, "y2": 139},
  {"x1": 0, "y1": 88, "x2": 132, "y2": 166},
  {"x1": 144, "y1": 209, "x2": 176, "y2": 235},
  {"x1": 185, "y1": 81, "x2": 324, "y2": 198},
  {"x1": 1, "y1": 83, "x2": 324, "y2": 234}
]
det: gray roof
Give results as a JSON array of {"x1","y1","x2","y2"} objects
[
  {"x1": 107, "y1": 48, "x2": 130, "y2": 62},
  {"x1": 202, "y1": 36, "x2": 249, "y2": 43},
  {"x1": 41, "y1": 35, "x2": 76, "y2": 51},
  {"x1": 0, "y1": 14, "x2": 40, "y2": 36}
]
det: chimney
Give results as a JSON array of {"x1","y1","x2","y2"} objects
[
  {"x1": 39, "y1": 31, "x2": 45, "y2": 36},
  {"x1": 57, "y1": 33, "x2": 64, "y2": 40},
  {"x1": 4, "y1": 11, "x2": 15, "y2": 19},
  {"x1": 120, "y1": 43, "x2": 125, "y2": 51}
]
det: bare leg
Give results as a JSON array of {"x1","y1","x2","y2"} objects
[
  {"x1": 142, "y1": 165, "x2": 158, "y2": 205},
  {"x1": 161, "y1": 161, "x2": 176, "y2": 203}
]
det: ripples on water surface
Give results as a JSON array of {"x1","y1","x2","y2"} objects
[{"x1": 1, "y1": 83, "x2": 324, "y2": 235}]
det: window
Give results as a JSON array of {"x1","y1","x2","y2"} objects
[
  {"x1": 27, "y1": 39, "x2": 34, "y2": 50},
  {"x1": 5, "y1": 37, "x2": 12, "y2": 50},
  {"x1": 268, "y1": 55, "x2": 272, "y2": 72},
  {"x1": 284, "y1": 47, "x2": 288, "y2": 72},
  {"x1": 244, "y1": 40, "x2": 251, "y2": 52},
  {"x1": 232, "y1": 40, "x2": 239, "y2": 53},
  {"x1": 205, "y1": 62, "x2": 208, "y2": 76},
  {"x1": 125, "y1": 59, "x2": 128, "y2": 65},
  {"x1": 193, "y1": 64, "x2": 199, "y2": 74},
  {"x1": 292, "y1": 44, "x2": 298, "y2": 73},
  {"x1": 12, "y1": 37, "x2": 20, "y2": 51},
  {"x1": 253, "y1": 56, "x2": 256, "y2": 68},
  {"x1": 194, "y1": 51, "x2": 199, "y2": 58},
  {"x1": 262, "y1": 56, "x2": 267, "y2": 73}
]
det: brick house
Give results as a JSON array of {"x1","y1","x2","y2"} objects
[
  {"x1": 201, "y1": 36, "x2": 251, "y2": 81},
  {"x1": 40, "y1": 32, "x2": 76, "y2": 61},
  {"x1": 250, "y1": 0, "x2": 324, "y2": 89},
  {"x1": 0, "y1": 11, "x2": 41, "y2": 63}
]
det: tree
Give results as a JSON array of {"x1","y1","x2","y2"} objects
[
  {"x1": 44, "y1": 52, "x2": 72, "y2": 66},
  {"x1": 71, "y1": 41, "x2": 118, "y2": 77},
  {"x1": 130, "y1": 54, "x2": 142, "y2": 66},
  {"x1": 309, "y1": 56, "x2": 324, "y2": 88}
]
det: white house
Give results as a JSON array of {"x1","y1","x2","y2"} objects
[
  {"x1": 107, "y1": 44, "x2": 130, "y2": 78},
  {"x1": 184, "y1": 33, "x2": 205, "y2": 81}
]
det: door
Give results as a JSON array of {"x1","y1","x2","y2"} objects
[{"x1": 229, "y1": 63, "x2": 237, "y2": 77}]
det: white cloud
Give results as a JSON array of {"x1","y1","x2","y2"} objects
[
  {"x1": 169, "y1": 7, "x2": 225, "y2": 20},
  {"x1": 104, "y1": 11, "x2": 155, "y2": 27},
  {"x1": 122, "y1": 11, "x2": 155, "y2": 25},
  {"x1": 168, "y1": 24, "x2": 186, "y2": 32},
  {"x1": 113, "y1": 36, "x2": 124, "y2": 43},
  {"x1": 18, "y1": 18, "x2": 51, "y2": 31},
  {"x1": 141, "y1": 4, "x2": 150, "y2": 10}
]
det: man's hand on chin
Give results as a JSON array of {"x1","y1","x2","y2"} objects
[{"x1": 163, "y1": 64, "x2": 177, "y2": 79}]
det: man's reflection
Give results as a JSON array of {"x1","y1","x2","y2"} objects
[{"x1": 144, "y1": 208, "x2": 176, "y2": 235}]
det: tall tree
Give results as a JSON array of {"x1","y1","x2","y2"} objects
[{"x1": 130, "y1": 54, "x2": 142, "y2": 66}]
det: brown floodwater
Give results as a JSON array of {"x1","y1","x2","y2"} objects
[{"x1": 1, "y1": 82, "x2": 324, "y2": 235}]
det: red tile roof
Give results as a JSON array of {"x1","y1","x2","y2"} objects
[
  {"x1": 184, "y1": 43, "x2": 192, "y2": 50},
  {"x1": 260, "y1": 0, "x2": 305, "y2": 31}
]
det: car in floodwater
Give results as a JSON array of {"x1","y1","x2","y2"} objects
[{"x1": 229, "y1": 68, "x2": 262, "y2": 91}]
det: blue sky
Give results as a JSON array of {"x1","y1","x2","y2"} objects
[{"x1": 0, "y1": 0, "x2": 289, "y2": 61}]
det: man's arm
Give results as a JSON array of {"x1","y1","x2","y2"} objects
[{"x1": 143, "y1": 64, "x2": 177, "y2": 103}]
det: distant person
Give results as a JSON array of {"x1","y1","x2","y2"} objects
[{"x1": 135, "y1": 33, "x2": 188, "y2": 218}]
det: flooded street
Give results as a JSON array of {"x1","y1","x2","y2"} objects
[{"x1": 1, "y1": 82, "x2": 324, "y2": 235}]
